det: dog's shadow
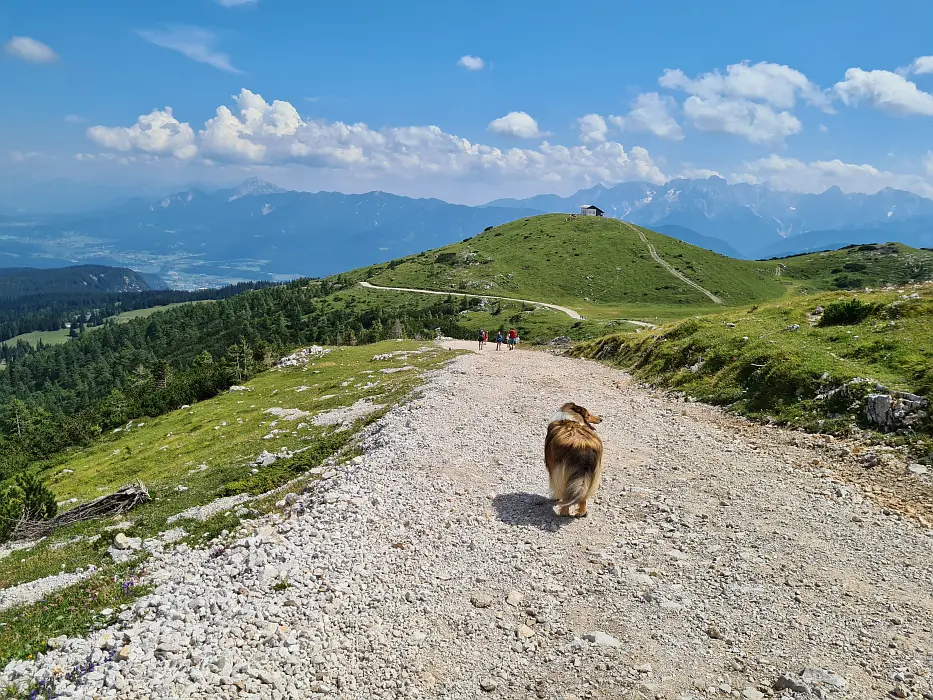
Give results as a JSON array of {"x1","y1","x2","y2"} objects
[{"x1": 491, "y1": 492, "x2": 574, "y2": 531}]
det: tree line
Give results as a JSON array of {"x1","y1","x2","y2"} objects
[
  {"x1": 0, "y1": 277, "x2": 479, "y2": 482},
  {"x1": 0, "y1": 281, "x2": 275, "y2": 344}
]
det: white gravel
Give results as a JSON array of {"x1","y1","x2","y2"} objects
[
  {"x1": 2, "y1": 341, "x2": 932, "y2": 699},
  {"x1": 0, "y1": 568, "x2": 97, "y2": 613},
  {"x1": 311, "y1": 398, "x2": 384, "y2": 429},
  {"x1": 166, "y1": 494, "x2": 251, "y2": 524}
]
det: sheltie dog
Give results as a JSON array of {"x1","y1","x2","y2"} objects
[{"x1": 544, "y1": 403, "x2": 604, "y2": 517}]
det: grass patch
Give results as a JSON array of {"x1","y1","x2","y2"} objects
[{"x1": 0, "y1": 564, "x2": 149, "y2": 667}]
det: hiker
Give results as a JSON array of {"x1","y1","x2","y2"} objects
[
  {"x1": 483, "y1": 329, "x2": 489, "y2": 348},
  {"x1": 477, "y1": 328, "x2": 485, "y2": 350},
  {"x1": 496, "y1": 330, "x2": 503, "y2": 351},
  {"x1": 507, "y1": 328, "x2": 517, "y2": 350}
]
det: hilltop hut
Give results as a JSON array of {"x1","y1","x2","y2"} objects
[{"x1": 579, "y1": 205, "x2": 604, "y2": 217}]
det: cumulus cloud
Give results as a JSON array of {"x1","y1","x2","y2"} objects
[
  {"x1": 577, "y1": 114, "x2": 608, "y2": 143},
  {"x1": 833, "y1": 68, "x2": 933, "y2": 116},
  {"x1": 736, "y1": 154, "x2": 933, "y2": 197},
  {"x1": 657, "y1": 61, "x2": 828, "y2": 144},
  {"x1": 85, "y1": 89, "x2": 667, "y2": 188},
  {"x1": 4, "y1": 36, "x2": 59, "y2": 63},
  {"x1": 87, "y1": 107, "x2": 198, "y2": 160},
  {"x1": 905, "y1": 56, "x2": 933, "y2": 75},
  {"x1": 487, "y1": 111, "x2": 543, "y2": 139},
  {"x1": 681, "y1": 96, "x2": 801, "y2": 145},
  {"x1": 138, "y1": 26, "x2": 241, "y2": 74},
  {"x1": 457, "y1": 55, "x2": 485, "y2": 71},
  {"x1": 610, "y1": 93, "x2": 684, "y2": 141},
  {"x1": 660, "y1": 61, "x2": 830, "y2": 110}
]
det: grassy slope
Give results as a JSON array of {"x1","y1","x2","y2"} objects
[
  {"x1": 355, "y1": 215, "x2": 787, "y2": 319},
  {"x1": 574, "y1": 283, "x2": 933, "y2": 447},
  {"x1": 0, "y1": 341, "x2": 451, "y2": 633},
  {"x1": 768, "y1": 242, "x2": 933, "y2": 292}
]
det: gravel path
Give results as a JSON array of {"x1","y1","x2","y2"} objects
[
  {"x1": 627, "y1": 224, "x2": 724, "y2": 305},
  {"x1": 3, "y1": 342, "x2": 932, "y2": 699}
]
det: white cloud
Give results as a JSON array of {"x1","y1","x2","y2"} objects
[
  {"x1": 217, "y1": 0, "x2": 257, "y2": 6},
  {"x1": 457, "y1": 55, "x2": 485, "y2": 71},
  {"x1": 736, "y1": 154, "x2": 933, "y2": 197},
  {"x1": 681, "y1": 96, "x2": 801, "y2": 144},
  {"x1": 10, "y1": 151, "x2": 47, "y2": 163},
  {"x1": 4, "y1": 36, "x2": 59, "y2": 63},
  {"x1": 87, "y1": 107, "x2": 198, "y2": 160},
  {"x1": 86, "y1": 89, "x2": 668, "y2": 188},
  {"x1": 577, "y1": 114, "x2": 608, "y2": 143},
  {"x1": 137, "y1": 26, "x2": 241, "y2": 74},
  {"x1": 74, "y1": 152, "x2": 156, "y2": 165},
  {"x1": 64, "y1": 114, "x2": 85, "y2": 124},
  {"x1": 679, "y1": 167, "x2": 721, "y2": 180},
  {"x1": 905, "y1": 56, "x2": 933, "y2": 75},
  {"x1": 610, "y1": 92, "x2": 684, "y2": 141},
  {"x1": 923, "y1": 152, "x2": 933, "y2": 177},
  {"x1": 487, "y1": 111, "x2": 543, "y2": 139},
  {"x1": 660, "y1": 61, "x2": 830, "y2": 110},
  {"x1": 833, "y1": 68, "x2": 933, "y2": 116},
  {"x1": 819, "y1": 123, "x2": 829, "y2": 133}
]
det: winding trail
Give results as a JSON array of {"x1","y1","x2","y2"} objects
[
  {"x1": 359, "y1": 281, "x2": 659, "y2": 329},
  {"x1": 625, "y1": 223, "x2": 724, "y2": 305}
]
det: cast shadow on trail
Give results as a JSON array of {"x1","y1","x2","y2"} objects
[{"x1": 492, "y1": 492, "x2": 574, "y2": 532}]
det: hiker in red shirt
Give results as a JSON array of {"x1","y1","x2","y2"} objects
[{"x1": 507, "y1": 328, "x2": 518, "y2": 350}]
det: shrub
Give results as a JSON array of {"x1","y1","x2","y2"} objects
[
  {"x1": 818, "y1": 298, "x2": 876, "y2": 327},
  {"x1": 832, "y1": 274, "x2": 864, "y2": 289},
  {"x1": 0, "y1": 473, "x2": 58, "y2": 542}
]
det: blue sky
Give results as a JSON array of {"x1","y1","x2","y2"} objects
[{"x1": 4, "y1": 0, "x2": 933, "y2": 203}]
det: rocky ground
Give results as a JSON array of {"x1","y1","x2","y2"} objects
[{"x1": 3, "y1": 341, "x2": 932, "y2": 699}]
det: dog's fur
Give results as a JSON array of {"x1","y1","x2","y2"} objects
[{"x1": 544, "y1": 402, "x2": 603, "y2": 517}]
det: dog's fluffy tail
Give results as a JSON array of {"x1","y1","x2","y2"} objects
[{"x1": 554, "y1": 471, "x2": 593, "y2": 508}]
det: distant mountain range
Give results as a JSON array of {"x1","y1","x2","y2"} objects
[
  {"x1": 488, "y1": 176, "x2": 933, "y2": 258},
  {"x1": 0, "y1": 179, "x2": 539, "y2": 282},
  {"x1": 2, "y1": 176, "x2": 933, "y2": 285}
]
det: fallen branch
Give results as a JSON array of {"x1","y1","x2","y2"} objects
[{"x1": 8, "y1": 481, "x2": 150, "y2": 541}]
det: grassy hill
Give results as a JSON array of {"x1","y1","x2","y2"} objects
[
  {"x1": 355, "y1": 215, "x2": 787, "y2": 319},
  {"x1": 766, "y1": 242, "x2": 933, "y2": 291},
  {"x1": 574, "y1": 283, "x2": 933, "y2": 449}
]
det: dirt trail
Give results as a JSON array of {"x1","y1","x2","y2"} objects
[
  {"x1": 626, "y1": 223, "x2": 724, "y2": 305},
  {"x1": 360, "y1": 280, "x2": 659, "y2": 329},
  {"x1": 5, "y1": 342, "x2": 931, "y2": 699}
]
